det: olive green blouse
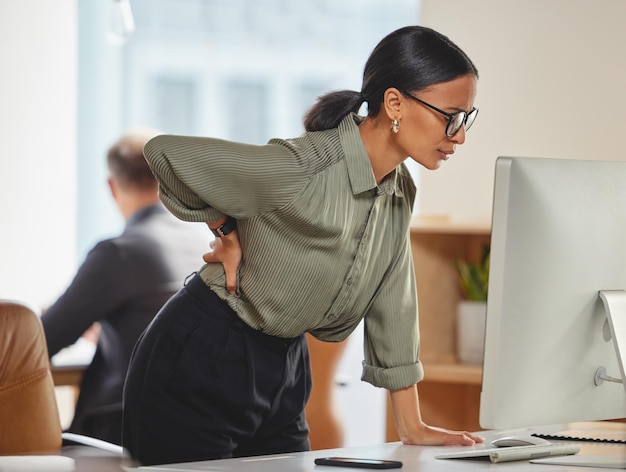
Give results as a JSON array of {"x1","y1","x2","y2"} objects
[{"x1": 143, "y1": 114, "x2": 424, "y2": 390}]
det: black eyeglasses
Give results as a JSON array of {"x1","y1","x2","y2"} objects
[{"x1": 402, "y1": 91, "x2": 478, "y2": 137}]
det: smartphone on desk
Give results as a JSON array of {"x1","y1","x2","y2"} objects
[{"x1": 314, "y1": 457, "x2": 402, "y2": 469}]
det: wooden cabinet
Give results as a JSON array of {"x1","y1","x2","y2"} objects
[{"x1": 386, "y1": 217, "x2": 491, "y2": 441}]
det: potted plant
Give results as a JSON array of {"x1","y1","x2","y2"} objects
[{"x1": 455, "y1": 245, "x2": 489, "y2": 364}]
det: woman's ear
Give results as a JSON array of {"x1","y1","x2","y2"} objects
[{"x1": 383, "y1": 87, "x2": 403, "y2": 121}]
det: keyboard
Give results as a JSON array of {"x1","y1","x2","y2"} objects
[{"x1": 435, "y1": 443, "x2": 581, "y2": 463}]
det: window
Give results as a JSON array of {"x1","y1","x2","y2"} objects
[
  {"x1": 153, "y1": 76, "x2": 198, "y2": 135},
  {"x1": 226, "y1": 79, "x2": 269, "y2": 143}
]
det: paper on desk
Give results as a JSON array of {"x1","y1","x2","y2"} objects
[
  {"x1": 51, "y1": 338, "x2": 96, "y2": 367},
  {"x1": 0, "y1": 455, "x2": 75, "y2": 472}
]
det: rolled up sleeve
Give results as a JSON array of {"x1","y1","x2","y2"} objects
[{"x1": 361, "y1": 235, "x2": 424, "y2": 391}]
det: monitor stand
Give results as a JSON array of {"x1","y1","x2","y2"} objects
[{"x1": 595, "y1": 290, "x2": 626, "y2": 394}]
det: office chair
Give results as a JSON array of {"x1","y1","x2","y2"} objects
[
  {"x1": 0, "y1": 299, "x2": 63, "y2": 455},
  {"x1": 0, "y1": 299, "x2": 123, "y2": 457}
]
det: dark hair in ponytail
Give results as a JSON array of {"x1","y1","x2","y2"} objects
[{"x1": 303, "y1": 25, "x2": 478, "y2": 132}]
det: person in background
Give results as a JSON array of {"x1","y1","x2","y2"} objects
[
  {"x1": 123, "y1": 25, "x2": 483, "y2": 466},
  {"x1": 42, "y1": 129, "x2": 208, "y2": 445}
]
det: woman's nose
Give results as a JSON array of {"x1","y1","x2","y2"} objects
[{"x1": 452, "y1": 125, "x2": 467, "y2": 144}]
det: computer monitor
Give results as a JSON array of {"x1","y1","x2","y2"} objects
[{"x1": 479, "y1": 156, "x2": 626, "y2": 430}]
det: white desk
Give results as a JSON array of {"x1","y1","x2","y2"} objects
[
  {"x1": 134, "y1": 423, "x2": 625, "y2": 472},
  {"x1": 50, "y1": 338, "x2": 94, "y2": 386}
]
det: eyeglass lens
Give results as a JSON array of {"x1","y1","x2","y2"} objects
[{"x1": 446, "y1": 108, "x2": 478, "y2": 136}]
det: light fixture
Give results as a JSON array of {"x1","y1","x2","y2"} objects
[{"x1": 107, "y1": 0, "x2": 135, "y2": 46}]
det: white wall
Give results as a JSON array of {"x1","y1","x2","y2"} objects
[
  {"x1": 0, "y1": 1, "x2": 77, "y2": 307},
  {"x1": 417, "y1": 0, "x2": 626, "y2": 221}
]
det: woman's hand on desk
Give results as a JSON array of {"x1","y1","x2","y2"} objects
[
  {"x1": 403, "y1": 423, "x2": 484, "y2": 447},
  {"x1": 389, "y1": 384, "x2": 484, "y2": 447}
]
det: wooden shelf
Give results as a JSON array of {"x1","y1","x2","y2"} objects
[
  {"x1": 410, "y1": 216, "x2": 491, "y2": 235},
  {"x1": 424, "y1": 362, "x2": 482, "y2": 385},
  {"x1": 409, "y1": 218, "x2": 491, "y2": 365}
]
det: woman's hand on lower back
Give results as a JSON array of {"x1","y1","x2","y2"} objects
[{"x1": 202, "y1": 230, "x2": 242, "y2": 295}]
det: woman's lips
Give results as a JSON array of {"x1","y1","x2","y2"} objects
[{"x1": 439, "y1": 149, "x2": 454, "y2": 161}]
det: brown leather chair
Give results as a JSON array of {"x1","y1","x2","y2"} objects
[{"x1": 0, "y1": 299, "x2": 63, "y2": 455}]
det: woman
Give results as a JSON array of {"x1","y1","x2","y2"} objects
[{"x1": 123, "y1": 25, "x2": 482, "y2": 466}]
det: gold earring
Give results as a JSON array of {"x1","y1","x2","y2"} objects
[{"x1": 390, "y1": 119, "x2": 400, "y2": 134}]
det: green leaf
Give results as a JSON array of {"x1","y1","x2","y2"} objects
[{"x1": 456, "y1": 245, "x2": 490, "y2": 301}]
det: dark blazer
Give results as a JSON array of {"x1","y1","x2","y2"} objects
[{"x1": 42, "y1": 204, "x2": 207, "y2": 445}]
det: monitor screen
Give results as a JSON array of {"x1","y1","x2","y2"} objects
[{"x1": 479, "y1": 156, "x2": 626, "y2": 430}]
